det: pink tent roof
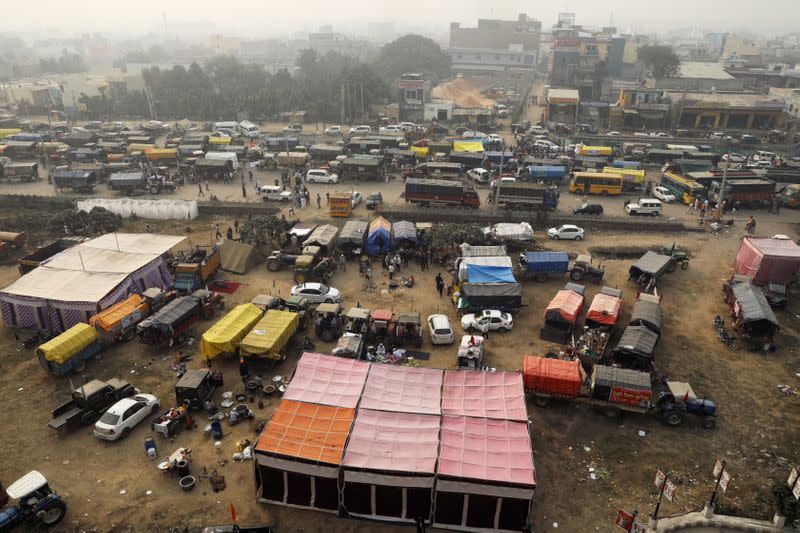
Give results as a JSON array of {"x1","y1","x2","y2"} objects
[
  {"x1": 734, "y1": 237, "x2": 800, "y2": 284},
  {"x1": 359, "y1": 365, "x2": 444, "y2": 415},
  {"x1": 342, "y1": 409, "x2": 441, "y2": 474},
  {"x1": 441, "y1": 371, "x2": 528, "y2": 421},
  {"x1": 283, "y1": 352, "x2": 370, "y2": 409},
  {"x1": 438, "y1": 416, "x2": 536, "y2": 486}
]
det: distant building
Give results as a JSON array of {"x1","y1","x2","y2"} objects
[
  {"x1": 307, "y1": 31, "x2": 376, "y2": 61},
  {"x1": 651, "y1": 61, "x2": 744, "y2": 91},
  {"x1": 447, "y1": 14, "x2": 540, "y2": 73},
  {"x1": 544, "y1": 88, "x2": 579, "y2": 124},
  {"x1": 398, "y1": 73, "x2": 430, "y2": 123},
  {"x1": 663, "y1": 90, "x2": 785, "y2": 129}
]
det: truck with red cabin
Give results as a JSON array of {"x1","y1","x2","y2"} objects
[{"x1": 403, "y1": 177, "x2": 480, "y2": 208}]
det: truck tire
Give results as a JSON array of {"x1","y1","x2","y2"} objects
[
  {"x1": 123, "y1": 329, "x2": 136, "y2": 342},
  {"x1": 603, "y1": 406, "x2": 620, "y2": 418},
  {"x1": 666, "y1": 261, "x2": 677, "y2": 273},
  {"x1": 267, "y1": 261, "x2": 280, "y2": 272},
  {"x1": 72, "y1": 359, "x2": 87, "y2": 374},
  {"x1": 703, "y1": 417, "x2": 716, "y2": 429},
  {"x1": 664, "y1": 411, "x2": 683, "y2": 426},
  {"x1": 570, "y1": 270, "x2": 584, "y2": 281},
  {"x1": 39, "y1": 499, "x2": 67, "y2": 525},
  {"x1": 681, "y1": 261, "x2": 689, "y2": 270}
]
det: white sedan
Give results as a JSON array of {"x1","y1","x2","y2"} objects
[
  {"x1": 94, "y1": 394, "x2": 159, "y2": 441},
  {"x1": 461, "y1": 310, "x2": 513, "y2": 333},
  {"x1": 324, "y1": 126, "x2": 342, "y2": 135},
  {"x1": 290, "y1": 283, "x2": 342, "y2": 303},
  {"x1": 652, "y1": 186, "x2": 677, "y2": 203},
  {"x1": 547, "y1": 224, "x2": 585, "y2": 241},
  {"x1": 351, "y1": 191, "x2": 363, "y2": 208}
]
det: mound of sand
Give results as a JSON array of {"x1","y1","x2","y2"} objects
[{"x1": 431, "y1": 77, "x2": 496, "y2": 109}]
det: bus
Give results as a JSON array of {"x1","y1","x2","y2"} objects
[
  {"x1": 568, "y1": 172, "x2": 624, "y2": 196},
  {"x1": 659, "y1": 172, "x2": 706, "y2": 205},
  {"x1": 603, "y1": 166, "x2": 645, "y2": 192}
]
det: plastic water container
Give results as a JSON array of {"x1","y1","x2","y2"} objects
[
  {"x1": 211, "y1": 420, "x2": 223, "y2": 440},
  {"x1": 214, "y1": 441, "x2": 222, "y2": 453},
  {"x1": 144, "y1": 437, "x2": 157, "y2": 460}
]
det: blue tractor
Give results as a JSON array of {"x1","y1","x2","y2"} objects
[
  {"x1": 0, "y1": 471, "x2": 67, "y2": 530},
  {"x1": 657, "y1": 381, "x2": 717, "y2": 429}
]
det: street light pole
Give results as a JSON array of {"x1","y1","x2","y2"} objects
[{"x1": 718, "y1": 151, "x2": 731, "y2": 208}]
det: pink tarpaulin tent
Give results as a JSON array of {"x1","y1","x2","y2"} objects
[
  {"x1": 434, "y1": 416, "x2": 536, "y2": 532},
  {"x1": 441, "y1": 370, "x2": 528, "y2": 421},
  {"x1": 341, "y1": 409, "x2": 441, "y2": 523},
  {"x1": 734, "y1": 237, "x2": 800, "y2": 284},
  {"x1": 283, "y1": 352, "x2": 370, "y2": 408},
  {"x1": 358, "y1": 364, "x2": 443, "y2": 415}
]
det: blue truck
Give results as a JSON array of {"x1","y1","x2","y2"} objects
[
  {"x1": 519, "y1": 252, "x2": 569, "y2": 282},
  {"x1": 521, "y1": 165, "x2": 567, "y2": 184}
]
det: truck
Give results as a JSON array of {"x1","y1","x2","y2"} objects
[
  {"x1": 448, "y1": 151, "x2": 485, "y2": 170},
  {"x1": 194, "y1": 158, "x2": 232, "y2": 180},
  {"x1": 519, "y1": 252, "x2": 569, "y2": 281},
  {"x1": 108, "y1": 172, "x2": 176, "y2": 195},
  {"x1": 276, "y1": 151, "x2": 310, "y2": 167},
  {"x1": 495, "y1": 182, "x2": 558, "y2": 209},
  {"x1": 48, "y1": 378, "x2": 136, "y2": 430},
  {"x1": 340, "y1": 157, "x2": 382, "y2": 180},
  {"x1": 708, "y1": 178, "x2": 776, "y2": 208},
  {"x1": 458, "y1": 282, "x2": 523, "y2": 314},
  {"x1": 36, "y1": 323, "x2": 102, "y2": 375},
  {"x1": 521, "y1": 165, "x2": 567, "y2": 184},
  {"x1": 51, "y1": 169, "x2": 98, "y2": 193},
  {"x1": 205, "y1": 151, "x2": 240, "y2": 170},
  {"x1": 523, "y1": 357, "x2": 717, "y2": 428},
  {"x1": 174, "y1": 247, "x2": 221, "y2": 293},
  {"x1": 136, "y1": 291, "x2": 224, "y2": 347},
  {"x1": 89, "y1": 288, "x2": 175, "y2": 342},
  {"x1": 403, "y1": 178, "x2": 480, "y2": 208},
  {"x1": 240, "y1": 310, "x2": 300, "y2": 361},
  {"x1": 1, "y1": 162, "x2": 39, "y2": 182}
]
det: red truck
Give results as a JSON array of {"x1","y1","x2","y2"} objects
[
  {"x1": 403, "y1": 177, "x2": 480, "y2": 208},
  {"x1": 709, "y1": 178, "x2": 775, "y2": 208}
]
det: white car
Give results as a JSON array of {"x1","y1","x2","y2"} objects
[
  {"x1": 325, "y1": 126, "x2": 342, "y2": 135},
  {"x1": 633, "y1": 132, "x2": 650, "y2": 138},
  {"x1": 350, "y1": 125, "x2": 372, "y2": 134},
  {"x1": 467, "y1": 167, "x2": 491, "y2": 184},
  {"x1": 652, "y1": 186, "x2": 676, "y2": 203},
  {"x1": 461, "y1": 310, "x2": 513, "y2": 333},
  {"x1": 428, "y1": 314, "x2": 455, "y2": 344},
  {"x1": 400, "y1": 122, "x2": 416, "y2": 132},
  {"x1": 750, "y1": 160, "x2": 773, "y2": 168},
  {"x1": 94, "y1": 394, "x2": 159, "y2": 441},
  {"x1": 488, "y1": 133, "x2": 502, "y2": 142},
  {"x1": 379, "y1": 125, "x2": 403, "y2": 133},
  {"x1": 534, "y1": 139, "x2": 558, "y2": 149},
  {"x1": 606, "y1": 131, "x2": 621, "y2": 136},
  {"x1": 650, "y1": 132, "x2": 668, "y2": 137},
  {"x1": 463, "y1": 130, "x2": 487, "y2": 138},
  {"x1": 306, "y1": 169, "x2": 338, "y2": 183},
  {"x1": 529, "y1": 125, "x2": 547, "y2": 135},
  {"x1": 547, "y1": 224, "x2": 585, "y2": 241},
  {"x1": 351, "y1": 191, "x2": 363, "y2": 208},
  {"x1": 290, "y1": 283, "x2": 341, "y2": 303},
  {"x1": 722, "y1": 153, "x2": 746, "y2": 163}
]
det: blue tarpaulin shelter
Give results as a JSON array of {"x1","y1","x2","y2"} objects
[
  {"x1": 466, "y1": 264, "x2": 516, "y2": 283},
  {"x1": 366, "y1": 216, "x2": 392, "y2": 256}
]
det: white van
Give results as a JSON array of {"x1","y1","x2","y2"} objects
[
  {"x1": 204, "y1": 151, "x2": 239, "y2": 170},
  {"x1": 238, "y1": 121, "x2": 260, "y2": 138},
  {"x1": 625, "y1": 198, "x2": 662, "y2": 216},
  {"x1": 213, "y1": 121, "x2": 238, "y2": 132}
]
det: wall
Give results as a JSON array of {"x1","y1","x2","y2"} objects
[
  {"x1": 424, "y1": 101, "x2": 453, "y2": 121},
  {"x1": 654, "y1": 77, "x2": 745, "y2": 91},
  {"x1": 450, "y1": 16, "x2": 540, "y2": 52}
]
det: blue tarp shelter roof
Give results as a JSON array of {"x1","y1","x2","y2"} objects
[
  {"x1": 365, "y1": 216, "x2": 392, "y2": 256},
  {"x1": 466, "y1": 264, "x2": 516, "y2": 283}
]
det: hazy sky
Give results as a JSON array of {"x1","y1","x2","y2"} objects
[{"x1": 8, "y1": 0, "x2": 800, "y2": 37}]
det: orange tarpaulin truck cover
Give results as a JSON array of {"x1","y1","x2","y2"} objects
[
  {"x1": 89, "y1": 294, "x2": 147, "y2": 332},
  {"x1": 523, "y1": 355, "x2": 584, "y2": 397},
  {"x1": 586, "y1": 293, "x2": 623, "y2": 326}
]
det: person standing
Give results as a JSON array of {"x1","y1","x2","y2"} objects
[
  {"x1": 317, "y1": 193, "x2": 321, "y2": 209},
  {"x1": 242, "y1": 183, "x2": 247, "y2": 198},
  {"x1": 339, "y1": 253, "x2": 346, "y2": 271},
  {"x1": 204, "y1": 179, "x2": 210, "y2": 191},
  {"x1": 326, "y1": 192, "x2": 330, "y2": 205},
  {"x1": 226, "y1": 226, "x2": 233, "y2": 240},
  {"x1": 435, "y1": 273, "x2": 444, "y2": 297},
  {"x1": 234, "y1": 218, "x2": 239, "y2": 233},
  {"x1": 214, "y1": 224, "x2": 222, "y2": 240},
  {"x1": 248, "y1": 170, "x2": 254, "y2": 183},
  {"x1": 388, "y1": 263, "x2": 395, "y2": 280},
  {"x1": 198, "y1": 183, "x2": 205, "y2": 197}
]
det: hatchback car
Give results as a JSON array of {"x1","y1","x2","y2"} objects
[
  {"x1": 652, "y1": 186, "x2": 676, "y2": 203},
  {"x1": 290, "y1": 283, "x2": 341, "y2": 303},
  {"x1": 325, "y1": 126, "x2": 342, "y2": 135},
  {"x1": 573, "y1": 203, "x2": 604, "y2": 215},
  {"x1": 547, "y1": 224, "x2": 585, "y2": 240},
  {"x1": 428, "y1": 314, "x2": 455, "y2": 344},
  {"x1": 722, "y1": 153, "x2": 746, "y2": 163},
  {"x1": 461, "y1": 310, "x2": 513, "y2": 333},
  {"x1": 306, "y1": 169, "x2": 338, "y2": 183},
  {"x1": 467, "y1": 167, "x2": 491, "y2": 184},
  {"x1": 366, "y1": 191, "x2": 383, "y2": 210},
  {"x1": 94, "y1": 394, "x2": 159, "y2": 441},
  {"x1": 351, "y1": 191, "x2": 363, "y2": 208},
  {"x1": 283, "y1": 123, "x2": 303, "y2": 133}
]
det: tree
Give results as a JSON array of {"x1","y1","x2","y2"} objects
[
  {"x1": 637, "y1": 45, "x2": 681, "y2": 79},
  {"x1": 239, "y1": 215, "x2": 295, "y2": 247},
  {"x1": 375, "y1": 34, "x2": 451, "y2": 82},
  {"x1": 429, "y1": 224, "x2": 484, "y2": 250}
]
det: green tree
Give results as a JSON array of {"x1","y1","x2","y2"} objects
[
  {"x1": 429, "y1": 224, "x2": 484, "y2": 250},
  {"x1": 375, "y1": 34, "x2": 451, "y2": 82},
  {"x1": 637, "y1": 45, "x2": 681, "y2": 79}
]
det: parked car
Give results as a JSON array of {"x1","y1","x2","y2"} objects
[
  {"x1": 428, "y1": 314, "x2": 455, "y2": 344},
  {"x1": 460, "y1": 310, "x2": 514, "y2": 333},
  {"x1": 283, "y1": 123, "x2": 303, "y2": 133},
  {"x1": 379, "y1": 125, "x2": 403, "y2": 134},
  {"x1": 366, "y1": 191, "x2": 383, "y2": 210},
  {"x1": 260, "y1": 185, "x2": 293, "y2": 202},
  {"x1": 764, "y1": 282, "x2": 787, "y2": 308},
  {"x1": 290, "y1": 282, "x2": 341, "y2": 303},
  {"x1": 749, "y1": 160, "x2": 773, "y2": 169},
  {"x1": 488, "y1": 133, "x2": 502, "y2": 142},
  {"x1": 547, "y1": 224, "x2": 584, "y2": 241},
  {"x1": 625, "y1": 198, "x2": 663, "y2": 216},
  {"x1": 753, "y1": 150, "x2": 775, "y2": 162},
  {"x1": 350, "y1": 125, "x2": 372, "y2": 134},
  {"x1": 325, "y1": 126, "x2": 342, "y2": 135},
  {"x1": 529, "y1": 125, "x2": 547, "y2": 135},
  {"x1": 652, "y1": 186, "x2": 677, "y2": 203},
  {"x1": 722, "y1": 153, "x2": 746, "y2": 163},
  {"x1": 467, "y1": 167, "x2": 491, "y2": 185},
  {"x1": 351, "y1": 191, "x2": 363, "y2": 208},
  {"x1": 740, "y1": 134, "x2": 760, "y2": 145},
  {"x1": 573, "y1": 203, "x2": 604, "y2": 215},
  {"x1": 400, "y1": 122, "x2": 416, "y2": 132},
  {"x1": 534, "y1": 139, "x2": 558, "y2": 150},
  {"x1": 306, "y1": 169, "x2": 338, "y2": 183},
  {"x1": 633, "y1": 132, "x2": 650, "y2": 138},
  {"x1": 606, "y1": 131, "x2": 621, "y2": 136},
  {"x1": 94, "y1": 394, "x2": 159, "y2": 441}
]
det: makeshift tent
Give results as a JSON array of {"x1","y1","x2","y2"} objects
[
  {"x1": 459, "y1": 244, "x2": 507, "y2": 257},
  {"x1": 610, "y1": 325, "x2": 659, "y2": 371},
  {"x1": 459, "y1": 283, "x2": 522, "y2": 312},
  {"x1": 733, "y1": 237, "x2": 800, "y2": 285},
  {"x1": 729, "y1": 282, "x2": 780, "y2": 341},
  {"x1": 365, "y1": 217, "x2": 392, "y2": 256},
  {"x1": 239, "y1": 310, "x2": 299, "y2": 360},
  {"x1": 254, "y1": 399, "x2": 355, "y2": 513},
  {"x1": 200, "y1": 303, "x2": 264, "y2": 360},
  {"x1": 585, "y1": 292, "x2": 623, "y2": 328},
  {"x1": 392, "y1": 221, "x2": 418, "y2": 246},
  {"x1": 485, "y1": 222, "x2": 533, "y2": 242},
  {"x1": 544, "y1": 289, "x2": 585, "y2": 326},
  {"x1": 434, "y1": 416, "x2": 536, "y2": 532},
  {"x1": 629, "y1": 251, "x2": 672, "y2": 282},
  {"x1": 465, "y1": 264, "x2": 516, "y2": 283},
  {"x1": 283, "y1": 352, "x2": 370, "y2": 409},
  {"x1": 0, "y1": 233, "x2": 181, "y2": 333},
  {"x1": 629, "y1": 297, "x2": 662, "y2": 335},
  {"x1": 219, "y1": 239, "x2": 260, "y2": 274},
  {"x1": 339, "y1": 220, "x2": 367, "y2": 245},
  {"x1": 452, "y1": 141, "x2": 485, "y2": 153},
  {"x1": 458, "y1": 256, "x2": 514, "y2": 282},
  {"x1": 76, "y1": 198, "x2": 199, "y2": 220},
  {"x1": 441, "y1": 370, "x2": 527, "y2": 421},
  {"x1": 341, "y1": 409, "x2": 441, "y2": 523},
  {"x1": 36, "y1": 323, "x2": 98, "y2": 365},
  {"x1": 523, "y1": 355, "x2": 583, "y2": 397},
  {"x1": 304, "y1": 224, "x2": 339, "y2": 252},
  {"x1": 359, "y1": 364, "x2": 443, "y2": 415}
]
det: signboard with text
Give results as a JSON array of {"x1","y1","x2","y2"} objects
[
  {"x1": 398, "y1": 79, "x2": 425, "y2": 90},
  {"x1": 664, "y1": 479, "x2": 676, "y2": 502},
  {"x1": 611, "y1": 387, "x2": 652, "y2": 408},
  {"x1": 788, "y1": 467, "x2": 798, "y2": 489},
  {"x1": 719, "y1": 470, "x2": 731, "y2": 493},
  {"x1": 631, "y1": 518, "x2": 648, "y2": 533},
  {"x1": 615, "y1": 509, "x2": 634, "y2": 530}
]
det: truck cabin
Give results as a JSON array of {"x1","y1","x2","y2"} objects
[
  {"x1": 345, "y1": 307, "x2": 371, "y2": 334},
  {"x1": 628, "y1": 252, "x2": 673, "y2": 287},
  {"x1": 175, "y1": 369, "x2": 217, "y2": 409}
]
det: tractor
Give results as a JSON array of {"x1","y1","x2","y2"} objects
[{"x1": 0, "y1": 471, "x2": 67, "y2": 530}]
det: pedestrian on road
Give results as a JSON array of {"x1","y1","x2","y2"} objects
[
  {"x1": 214, "y1": 224, "x2": 222, "y2": 240},
  {"x1": 204, "y1": 179, "x2": 210, "y2": 191},
  {"x1": 249, "y1": 170, "x2": 254, "y2": 183},
  {"x1": 339, "y1": 253, "x2": 346, "y2": 271},
  {"x1": 234, "y1": 219, "x2": 239, "y2": 233},
  {"x1": 388, "y1": 263, "x2": 395, "y2": 280},
  {"x1": 288, "y1": 204, "x2": 294, "y2": 216},
  {"x1": 198, "y1": 183, "x2": 205, "y2": 197},
  {"x1": 326, "y1": 192, "x2": 330, "y2": 205},
  {"x1": 317, "y1": 193, "x2": 321, "y2": 209},
  {"x1": 242, "y1": 183, "x2": 247, "y2": 198},
  {"x1": 226, "y1": 227, "x2": 233, "y2": 240},
  {"x1": 435, "y1": 273, "x2": 444, "y2": 297}
]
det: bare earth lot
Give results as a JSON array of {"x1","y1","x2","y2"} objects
[{"x1": 0, "y1": 173, "x2": 798, "y2": 531}]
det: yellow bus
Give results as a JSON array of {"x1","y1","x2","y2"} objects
[
  {"x1": 568, "y1": 172, "x2": 624, "y2": 196},
  {"x1": 659, "y1": 172, "x2": 706, "y2": 205},
  {"x1": 602, "y1": 166, "x2": 645, "y2": 192}
]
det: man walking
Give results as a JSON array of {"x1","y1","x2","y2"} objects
[
  {"x1": 214, "y1": 224, "x2": 222, "y2": 240},
  {"x1": 388, "y1": 263, "x2": 395, "y2": 280},
  {"x1": 339, "y1": 253, "x2": 346, "y2": 271},
  {"x1": 317, "y1": 193, "x2": 321, "y2": 209},
  {"x1": 198, "y1": 183, "x2": 205, "y2": 197},
  {"x1": 435, "y1": 273, "x2": 444, "y2": 297}
]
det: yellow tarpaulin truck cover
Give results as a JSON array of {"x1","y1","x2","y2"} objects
[
  {"x1": 208, "y1": 136, "x2": 232, "y2": 145},
  {"x1": 36, "y1": 323, "x2": 98, "y2": 364},
  {"x1": 89, "y1": 294, "x2": 147, "y2": 333},
  {"x1": 579, "y1": 145, "x2": 613, "y2": 157},
  {"x1": 239, "y1": 310, "x2": 299, "y2": 359},
  {"x1": 127, "y1": 143, "x2": 156, "y2": 153},
  {"x1": 452, "y1": 141, "x2": 485, "y2": 153},
  {"x1": 201, "y1": 303, "x2": 264, "y2": 360},
  {"x1": 410, "y1": 145, "x2": 429, "y2": 157},
  {"x1": 0, "y1": 129, "x2": 22, "y2": 139},
  {"x1": 144, "y1": 148, "x2": 178, "y2": 161}
]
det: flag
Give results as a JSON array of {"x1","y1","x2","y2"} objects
[{"x1": 230, "y1": 503, "x2": 237, "y2": 523}]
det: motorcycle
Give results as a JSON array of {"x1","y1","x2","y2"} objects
[{"x1": 713, "y1": 315, "x2": 737, "y2": 350}]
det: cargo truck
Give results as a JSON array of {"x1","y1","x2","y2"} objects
[
  {"x1": 108, "y1": 172, "x2": 176, "y2": 195},
  {"x1": 36, "y1": 323, "x2": 102, "y2": 375},
  {"x1": 329, "y1": 193, "x2": 352, "y2": 217},
  {"x1": 89, "y1": 288, "x2": 175, "y2": 342},
  {"x1": 48, "y1": 378, "x2": 135, "y2": 431},
  {"x1": 51, "y1": 170, "x2": 98, "y2": 193},
  {"x1": 240, "y1": 310, "x2": 300, "y2": 361},
  {"x1": 174, "y1": 247, "x2": 221, "y2": 293},
  {"x1": 520, "y1": 165, "x2": 567, "y2": 184},
  {"x1": 403, "y1": 178, "x2": 480, "y2": 208},
  {"x1": 495, "y1": 182, "x2": 558, "y2": 209},
  {"x1": 708, "y1": 178, "x2": 775, "y2": 208}
]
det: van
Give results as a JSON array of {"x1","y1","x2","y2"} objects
[
  {"x1": 238, "y1": 121, "x2": 260, "y2": 138},
  {"x1": 204, "y1": 151, "x2": 239, "y2": 170},
  {"x1": 213, "y1": 121, "x2": 238, "y2": 132},
  {"x1": 625, "y1": 198, "x2": 662, "y2": 216}
]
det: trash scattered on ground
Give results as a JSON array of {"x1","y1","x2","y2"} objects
[
  {"x1": 778, "y1": 384, "x2": 797, "y2": 395},
  {"x1": 638, "y1": 429, "x2": 647, "y2": 437}
]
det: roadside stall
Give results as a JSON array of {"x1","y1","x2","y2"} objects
[
  {"x1": 365, "y1": 217, "x2": 392, "y2": 256},
  {"x1": 733, "y1": 236, "x2": 800, "y2": 285},
  {"x1": 339, "y1": 220, "x2": 367, "y2": 258},
  {"x1": 392, "y1": 221, "x2": 418, "y2": 249},
  {"x1": 200, "y1": 303, "x2": 264, "y2": 362}
]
